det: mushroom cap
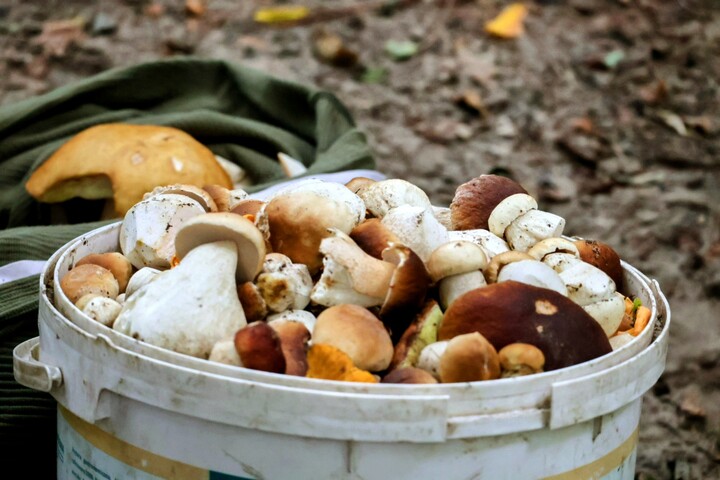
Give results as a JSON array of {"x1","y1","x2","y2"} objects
[
  {"x1": 447, "y1": 229, "x2": 510, "y2": 258},
  {"x1": 439, "y1": 332, "x2": 501, "y2": 383},
  {"x1": 390, "y1": 300, "x2": 443, "y2": 370},
  {"x1": 236, "y1": 282, "x2": 268, "y2": 323},
  {"x1": 345, "y1": 176, "x2": 377, "y2": 194},
  {"x1": 263, "y1": 180, "x2": 365, "y2": 274},
  {"x1": 25, "y1": 124, "x2": 232, "y2": 216},
  {"x1": 574, "y1": 239, "x2": 624, "y2": 291},
  {"x1": 268, "y1": 319, "x2": 310, "y2": 376},
  {"x1": 496, "y1": 259, "x2": 568, "y2": 296},
  {"x1": 202, "y1": 184, "x2": 248, "y2": 212},
  {"x1": 484, "y1": 251, "x2": 535, "y2": 284},
  {"x1": 234, "y1": 321, "x2": 286, "y2": 374},
  {"x1": 174, "y1": 212, "x2": 266, "y2": 283},
  {"x1": 438, "y1": 281, "x2": 612, "y2": 371},
  {"x1": 450, "y1": 175, "x2": 528, "y2": 231},
  {"x1": 427, "y1": 240, "x2": 489, "y2": 283},
  {"x1": 379, "y1": 244, "x2": 431, "y2": 341},
  {"x1": 313, "y1": 304, "x2": 394, "y2": 372},
  {"x1": 350, "y1": 218, "x2": 400, "y2": 260},
  {"x1": 145, "y1": 184, "x2": 218, "y2": 212},
  {"x1": 381, "y1": 205, "x2": 449, "y2": 263},
  {"x1": 76, "y1": 252, "x2": 133, "y2": 294},
  {"x1": 382, "y1": 367, "x2": 438, "y2": 384},
  {"x1": 61, "y1": 264, "x2": 119, "y2": 304},
  {"x1": 527, "y1": 237, "x2": 580, "y2": 261},
  {"x1": 230, "y1": 198, "x2": 265, "y2": 218},
  {"x1": 498, "y1": 343, "x2": 545, "y2": 377},
  {"x1": 357, "y1": 179, "x2": 432, "y2": 218},
  {"x1": 488, "y1": 193, "x2": 538, "y2": 238}
]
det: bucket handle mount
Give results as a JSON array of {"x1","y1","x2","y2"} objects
[{"x1": 13, "y1": 336, "x2": 63, "y2": 393}]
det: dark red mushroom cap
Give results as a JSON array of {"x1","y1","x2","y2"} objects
[{"x1": 450, "y1": 174, "x2": 528, "y2": 231}]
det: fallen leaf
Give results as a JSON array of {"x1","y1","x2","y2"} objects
[
  {"x1": 485, "y1": 3, "x2": 528, "y2": 39},
  {"x1": 385, "y1": 40, "x2": 418, "y2": 61},
  {"x1": 568, "y1": 116, "x2": 595, "y2": 134},
  {"x1": 312, "y1": 29, "x2": 358, "y2": 67},
  {"x1": 655, "y1": 110, "x2": 688, "y2": 136},
  {"x1": 361, "y1": 66, "x2": 388, "y2": 84},
  {"x1": 144, "y1": 3, "x2": 166, "y2": 18},
  {"x1": 679, "y1": 387, "x2": 706, "y2": 419},
  {"x1": 456, "y1": 47, "x2": 497, "y2": 87},
  {"x1": 639, "y1": 79, "x2": 668, "y2": 105},
  {"x1": 682, "y1": 115, "x2": 715, "y2": 135},
  {"x1": 35, "y1": 17, "x2": 86, "y2": 57},
  {"x1": 185, "y1": 0, "x2": 206, "y2": 17},
  {"x1": 254, "y1": 5, "x2": 310, "y2": 24},
  {"x1": 455, "y1": 90, "x2": 489, "y2": 117},
  {"x1": 603, "y1": 49, "x2": 625, "y2": 69}
]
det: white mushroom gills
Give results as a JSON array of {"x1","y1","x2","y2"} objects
[
  {"x1": 119, "y1": 193, "x2": 206, "y2": 269},
  {"x1": 114, "y1": 240, "x2": 247, "y2": 359}
]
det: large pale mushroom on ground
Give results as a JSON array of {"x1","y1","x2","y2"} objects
[
  {"x1": 113, "y1": 213, "x2": 266, "y2": 358},
  {"x1": 24, "y1": 123, "x2": 232, "y2": 216}
]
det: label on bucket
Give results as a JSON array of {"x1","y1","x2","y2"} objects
[{"x1": 57, "y1": 406, "x2": 253, "y2": 480}]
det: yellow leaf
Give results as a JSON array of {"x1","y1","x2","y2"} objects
[
  {"x1": 485, "y1": 3, "x2": 528, "y2": 39},
  {"x1": 254, "y1": 6, "x2": 310, "y2": 24}
]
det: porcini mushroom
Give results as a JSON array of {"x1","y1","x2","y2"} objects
[
  {"x1": 439, "y1": 332, "x2": 501, "y2": 383},
  {"x1": 488, "y1": 193, "x2": 566, "y2": 252},
  {"x1": 259, "y1": 179, "x2": 366, "y2": 274},
  {"x1": 356, "y1": 178, "x2": 432, "y2": 218},
  {"x1": 450, "y1": 174, "x2": 528, "y2": 231},
  {"x1": 113, "y1": 213, "x2": 266, "y2": 358},
  {"x1": 426, "y1": 240, "x2": 489, "y2": 310},
  {"x1": 381, "y1": 205, "x2": 449, "y2": 263},
  {"x1": 438, "y1": 281, "x2": 612, "y2": 370},
  {"x1": 574, "y1": 239, "x2": 624, "y2": 291},
  {"x1": 75, "y1": 252, "x2": 133, "y2": 294},
  {"x1": 498, "y1": 343, "x2": 545, "y2": 377},
  {"x1": 234, "y1": 321, "x2": 286, "y2": 373},
  {"x1": 255, "y1": 253, "x2": 313, "y2": 313},
  {"x1": 312, "y1": 304, "x2": 394, "y2": 372},
  {"x1": 61, "y1": 264, "x2": 119, "y2": 304}
]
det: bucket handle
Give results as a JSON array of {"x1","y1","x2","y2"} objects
[{"x1": 13, "y1": 337, "x2": 63, "y2": 392}]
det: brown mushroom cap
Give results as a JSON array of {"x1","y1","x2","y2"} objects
[
  {"x1": 76, "y1": 252, "x2": 133, "y2": 294},
  {"x1": 382, "y1": 367, "x2": 438, "y2": 384},
  {"x1": 268, "y1": 319, "x2": 310, "y2": 376},
  {"x1": 379, "y1": 244, "x2": 431, "y2": 342},
  {"x1": 350, "y1": 218, "x2": 400, "y2": 260},
  {"x1": 439, "y1": 332, "x2": 501, "y2": 383},
  {"x1": 438, "y1": 281, "x2": 612, "y2": 371},
  {"x1": 390, "y1": 300, "x2": 443, "y2": 370},
  {"x1": 498, "y1": 343, "x2": 545, "y2": 377},
  {"x1": 174, "y1": 212, "x2": 266, "y2": 283},
  {"x1": 25, "y1": 124, "x2": 232, "y2": 216},
  {"x1": 450, "y1": 174, "x2": 528, "y2": 231},
  {"x1": 345, "y1": 176, "x2": 377, "y2": 194},
  {"x1": 236, "y1": 282, "x2": 268, "y2": 323},
  {"x1": 313, "y1": 304, "x2": 394, "y2": 372},
  {"x1": 61, "y1": 264, "x2": 119, "y2": 304},
  {"x1": 146, "y1": 184, "x2": 218, "y2": 212},
  {"x1": 574, "y1": 239, "x2": 624, "y2": 291},
  {"x1": 234, "y1": 321, "x2": 286, "y2": 374}
]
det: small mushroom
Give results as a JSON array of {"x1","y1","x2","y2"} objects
[
  {"x1": 438, "y1": 281, "x2": 612, "y2": 371},
  {"x1": 61, "y1": 264, "x2": 119, "y2": 304},
  {"x1": 268, "y1": 319, "x2": 311, "y2": 376},
  {"x1": 382, "y1": 367, "x2": 438, "y2": 384},
  {"x1": 75, "y1": 294, "x2": 122, "y2": 327},
  {"x1": 357, "y1": 178, "x2": 432, "y2": 219},
  {"x1": 255, "y1": 253, "x2": 313, "y2": 313},
  {"x1": 312, "y1": 304, "x2": 394, "y2": 372},
  {"x1": 427, "y1": 241, "x2": 489, "y2": 310},
  {"x1": 350, "y1": 218, "x2": 400, "y2": 259},
  {"x1": 203, "y1": 184, "x2": 249, "y2": 212},
  {"x1": 114, "y1": 213, "x2": 266, "y2": 358},
  {"x1": 124, "y1": 267, "x2": 161, "y2": 298},
  {"x1": 574, "y1": 239, "x2": 624, "y2": 291},
  {"x1": 439, "y1": 332, "x2": 501, "y2": 383},
  {"x1": 416, "y1": 341, "x2": 449, "y2": 380},
  {"x1": 230, "y1": 198, "x2": 266, "y2": 219},
  {"x1": 488, "y1": 193, "x2": 566, "y2": 252},
  {"x1": 381, "y1": 205, "x2": 449, "y2": 263},
  {"x1": 234, "y1": 321, "x2": 286, "y2": 373},
  {"x1": 450, "y1": 174, "x2": 528, "y2": 231},
  {"x1": 259, "y1": 179, "x2": 365, "y2": 274},
  {"x1": 76, "y1": 252, "x2": 133, "y2": 294},
  {"x1": 119, "y1": 193, "x2": 207, "y2": 269},
  {"x1": 498, "y1": 343, "x2": 545, "y2": 378}
]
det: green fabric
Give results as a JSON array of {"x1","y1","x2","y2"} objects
[{"x1": 0, "y1": 58, "x2": 374, "y2": 473}]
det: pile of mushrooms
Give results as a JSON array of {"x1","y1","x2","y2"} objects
[{"x1": 59, "y1": 175, "x2": 651, "y2": 384}]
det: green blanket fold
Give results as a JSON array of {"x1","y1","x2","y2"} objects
[{"x1": 0, "y1": 58, "x2": 375, "y2": 475}]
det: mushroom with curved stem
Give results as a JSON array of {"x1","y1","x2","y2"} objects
[
  {"x1": 119, "y1": 192, "x2": 207, "y2": 269},
  {"x1": 113, "y1": 213, "x2": 266, "y2": 358},
  {"x1": 427, "y1": 240, "x2": 489, "y2": 310}
]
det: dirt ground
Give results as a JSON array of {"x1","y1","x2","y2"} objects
[{"x1": 1, "y1": 0, "x2": 719, "y2": 478}]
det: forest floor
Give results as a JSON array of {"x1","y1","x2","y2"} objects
[{"x1": 1, "y1": 0, "x2": 719, "y2": 478}]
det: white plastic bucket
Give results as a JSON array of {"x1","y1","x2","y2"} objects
[{"x1": 14, "y1": 222, "x2": 671, "y2": 479}]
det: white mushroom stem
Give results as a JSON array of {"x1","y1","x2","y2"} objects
[
  {"x1": 417, "y1": 341, "x2": 449, "y2": 379},
  {"x1": 438, "y1": 271, "x2": 487, "y2": 310},
  {"x1": 381, "y1": 205, "x2": 449, "y2": 263},
  {"x1": 504, "y1": 209, "x2": 566, "y2": 253},
  {"x1": 609, "y1": 332, "x2": 635, "y2": 350},
  {"x1": 582, "y1": 292, "x2": 626, "y2": 337},
  {"x1": 267, "y1": 310, "x2": 318, "y2": 336},
  {"x1": 447, "y1": 229, "x2": 509, "y2": 258},
  {"x1": 114, "y1": 240, "x2": 247, "y2": 358},
  {"x1": 119, "y1": 193, "x2": 206, "y2": 269},
  {"x1": 209, "y1": 338, "x2": 243, "y2": 366},
  {"x1": 124, "y1": 267, "x2": 162, "y2": 298},
  {"x1": 358, "y1": 179, "x2": 432, "y2": 218},
  {"x1": 310, "y1": 229, "x2": 395, "y2": 307},
  {"x1": 77, "y1": 295, "x2": 122, "y2": 327}
]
